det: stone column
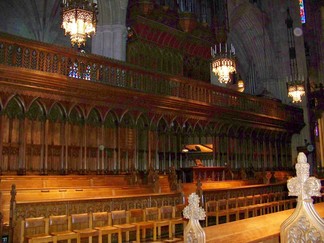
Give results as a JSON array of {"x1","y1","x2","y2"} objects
[{"x1": 92, "y1": 24, "x2": 128, "y2": 61}]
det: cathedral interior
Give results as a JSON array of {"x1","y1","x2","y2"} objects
[{"x1": 0, "y1": 0, "x2": 323, "y2": 242}]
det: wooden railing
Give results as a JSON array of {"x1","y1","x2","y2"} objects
[
  {"x1": 0, "y1": 32, "x2": 303, "y2": 126},
  {"x1": 201, "y1": 182, "x2": 288, "y2": 204}
]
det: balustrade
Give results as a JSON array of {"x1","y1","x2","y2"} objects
[{"x1": 0, "y1": 32, "x2": 303, "y2": 125}]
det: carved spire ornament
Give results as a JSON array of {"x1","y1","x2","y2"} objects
[
  {"x1": 183, "y1": 192, "x2": 206, "y2": 243},
  {"x1": 280, "y1": 152, "x2": 324, "y2": 242}
]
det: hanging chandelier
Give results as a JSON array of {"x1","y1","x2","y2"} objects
[
  {"x1": 287, "y1": 76, "x2": 305, "y2": 103},
  {"x1": 61, "y1": 0, "x2": 98, "y2": 47},
  {"x1": 211, "y1": 43, "x2": 236, "y2": 84}
]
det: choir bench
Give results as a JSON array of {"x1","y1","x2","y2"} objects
[
  {"x1": 0, "y1": 174, "x2": 182, "y2": 242},
  {"x1": 5, "y1": 186, "x2": 183, "y2": 242}
]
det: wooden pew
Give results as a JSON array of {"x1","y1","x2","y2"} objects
[
  {"x1": 0, "y1": 174, "x2": 165, "y2": 225},
  {"x1": 0, "y1": 175, "x2": 175, "y2": 223},
  {"x1": 0, "y1": 175, "x2": 130, "y2": 190},
  {"x1": 0, "y1": 185, "x2": 158, "y2": 225},
  {"x1": 8, "y1": 188, "x2": 183, "y2": 243}
]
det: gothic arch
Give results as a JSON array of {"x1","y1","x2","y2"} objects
[
  {"x1": 103, "y1": 110, "x2": 118, "y2": 127},
  {"x1": 68, "y1": 106, "x2": 85, "y2": 124},
  {"x1": 229, "y1": 2, "x2": 277, "y2": 94},
  {"x1": 120, "y1": 111, "x2": 135, "y2": 128},
  {"x1": 4, "y1": 96, "x2": 25, "y2": 118},
  {"x1": 25, "y1": 100, "x2": 46, "y2": 121},
  {"x1": 48, "y1": 103, "x2": 67, "y2": 122},
  {"x1": 136, "y1": 113, "x2": 149, "y2": 129},
  {"x1": 87, "y1": 108, "x2": 102, "y2": 126},
  {"x1": 157, "y1": 117, "x2": 169, "y2": 133},
  {"x1": 97, "y1": 0, "x2": 128, "y2": 25}
]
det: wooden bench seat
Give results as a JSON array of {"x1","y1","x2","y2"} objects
[
  {"x1": 0, "y1": 175, "x2": 130, "y2": 190},
  {"x1": 0, "y1": 173, "x2": 171, "y2": 224},
  {"x1": 0, "y1": 185, "x2": 158, "y2": 225},
  {"x1": 10, "y1": 192, "x2": 183, "y2": 242}
]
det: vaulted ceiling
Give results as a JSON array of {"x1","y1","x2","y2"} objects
[{"x1": 0, "y1": 0, "x2": 129, "y2": 49}]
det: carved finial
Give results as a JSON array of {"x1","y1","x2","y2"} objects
[
  {"x1": 183, "y1": 193, "x2": 206, "y2": 221},
  {"x1": 183, "y1": 193, "x2": 206, "y2": 243},
  {"x1": 280, "y1": 152, "x2": 324, "y2": 242},
  {"x1": 287, "y1": 152, "x2": 321, "y2": 200}
]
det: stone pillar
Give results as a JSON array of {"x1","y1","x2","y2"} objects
[{"x1": 92, "y1": 24, "x2": 128, "y2": 61}]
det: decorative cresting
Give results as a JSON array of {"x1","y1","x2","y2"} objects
[
  {"x1": 280, "y1": 152, "x2": 324, "y2": 242},
  {"x1": 61, "y1": 0, "x2": 98, "y2": 47},
  {"x1": 183, "y1": 193, "x2": 206, "y2": 243}
]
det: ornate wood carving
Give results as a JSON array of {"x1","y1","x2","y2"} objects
[
  {"x1": 0, "y1": 32, "x2": 305, "y2": 175},
  {"x1": 10, "y1": 190, "x2": 182, "y2": 242}
]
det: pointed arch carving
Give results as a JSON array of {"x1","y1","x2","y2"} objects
[
  {"x1": 4, "y1": 95, "x2": 25, "y2": 119},
  {"x1": 24, "y1": 100, "x2": 47, "y2": 173},
  {"x1": 1, "y1": 95, "x2": 25, "y2": 173},
  {"x1": 48, "y1": 103, "x2": 67, "y2": 122}
]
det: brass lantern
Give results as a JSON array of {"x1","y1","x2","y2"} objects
[{"x1": 61, "y1": 0, "x2": 98, "y2": 47}]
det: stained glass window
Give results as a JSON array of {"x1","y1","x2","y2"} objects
[
  {"x1": 299, "y1": 0, "x2": 306, "y2": 24},
  {"x1": 69, "y1": 62, "x2": 91, "y2": 80}
]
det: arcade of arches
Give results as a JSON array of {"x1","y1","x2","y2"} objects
[{"x1": 0, "y1": 94, "x2": 293, "y2": 176}]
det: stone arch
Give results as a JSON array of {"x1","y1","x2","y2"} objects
[{"x1": 229, "y1": 1, "x2": 277, "y2": 95}]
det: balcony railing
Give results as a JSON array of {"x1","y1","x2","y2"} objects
[{"x1": 0, "y1": 32, "x2": 303, "y2": 125}]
